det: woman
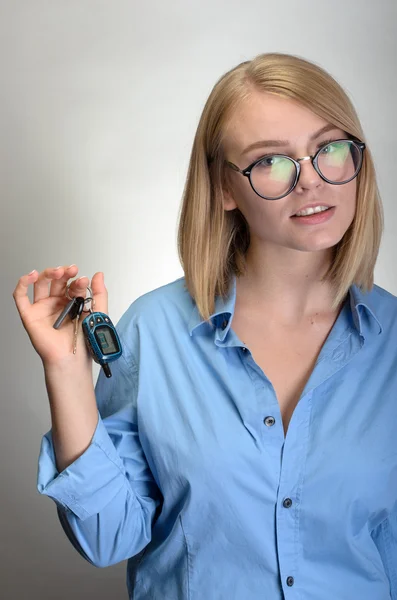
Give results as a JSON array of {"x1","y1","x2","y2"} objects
[{"x1": 13, "y1": 53, "x2": 397, "y2": 599}]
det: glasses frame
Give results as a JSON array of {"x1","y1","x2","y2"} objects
[{"x1": 225, "y1": 138, "x2": 366, "y2": 201}]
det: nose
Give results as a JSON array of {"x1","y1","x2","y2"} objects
[{"x1": 295, "y1": 157, "x2": 323, "y2": 193}]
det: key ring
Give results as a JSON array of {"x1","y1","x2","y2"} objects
[{"x1": 65, "y1": 281, "x2": 96, "y2": 313}]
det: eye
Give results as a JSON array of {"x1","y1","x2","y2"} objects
[
  {"x1": 257, "y1": 156, "x2": 274, "y2": 166},
  {"x1": 256, "y1": 155, "x2": 282, "y2": 168},
  {"x1": 318, "y1": 139, "x2": 348, "y2": 154}
]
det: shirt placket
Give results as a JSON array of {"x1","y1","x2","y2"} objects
[{"x1": 238, "y1": 320, "x2": 363, "y2": 598}]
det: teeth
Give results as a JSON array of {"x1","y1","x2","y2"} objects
[{"x1": 295, "y1": 206, "x2": 330, "y2": 217}]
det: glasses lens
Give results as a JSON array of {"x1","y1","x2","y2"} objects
[
  {"x1": 317, "y1": 141, "x2": 361, "y2": 183},
  {"x1": 250, "y1": 156, "x2": 296, "y2": 199}
]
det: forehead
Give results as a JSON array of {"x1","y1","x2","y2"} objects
[{"x1": 223, "y1": 91, "x2": 331, "y2": 153}]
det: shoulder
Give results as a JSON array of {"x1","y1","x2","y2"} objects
[
  {"x1": 368, "y1": 282, "x2": 397, "y2": 330},
  {"x1": 370, "y1": 283, "x2": 397, "y2": 307},
  {"x1": 129, "y1": 276, "x2": 193, "y2": 319},
  {"x1": 115, "y1": 276, "x2": 194, "y2": 347}
]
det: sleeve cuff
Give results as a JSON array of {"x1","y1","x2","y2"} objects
[{"x1": 37, "y1": 410, "x2": 138, "y2": 521}]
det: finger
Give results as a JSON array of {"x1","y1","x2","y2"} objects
[
  {"x1": 67, "y1": 275, "x2": 90, "y2": 300},
  {"x1": 33, "y1": 267, "x2": 65, "y2": 303},
  {"x1": 12, "y1": 270, "x2": 38, "y2": 322},
  {"x1": 49, "y1": 264, "x2": 79, "y2": 297},
  {"x1": 89, "y1": 272, "x2": 108, "y2": 314}
]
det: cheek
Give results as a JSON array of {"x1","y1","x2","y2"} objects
[
  {"x1": 335, "y1": 181, "x2": 357, "y2": 222},
  {"x1": 231, "y1": 179, "x2": 357, "y2": 238},
  {"x1": 241, "y1": 202, "x2": 285, "y2": 240},
  {"x1": 230, "y1": 182, "x2": 281, "y2": 225}
]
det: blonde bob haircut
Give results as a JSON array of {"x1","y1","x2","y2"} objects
[{"x1": 177, "y1": 52, "x2": 384, "y2": 323}]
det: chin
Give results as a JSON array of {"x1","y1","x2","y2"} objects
[
  {"x1": 292, "y1": 224, "x2": 351, "y2": 252},
  {"x1": 288, "y1": 234, "x2": 345, "y2": 253}
]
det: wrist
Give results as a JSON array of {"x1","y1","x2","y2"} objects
[{"x1": 42, "y1": 353, "x2": 93, "y2": 378}]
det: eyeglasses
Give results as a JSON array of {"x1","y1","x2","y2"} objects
[{"x1": 225, "y1": 138, "x2": 366, "y2": 201}]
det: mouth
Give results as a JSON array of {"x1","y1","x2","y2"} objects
[
  {"x1": 290, "y1": 206, "x2": 336, "y2": 224},
  {"x1": 291, "y1": 205, "x2": 334, "y2": 218}
]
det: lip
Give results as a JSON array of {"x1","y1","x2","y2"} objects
[
  {"x1": 291, "y1": 203, "x2": 334, "y2": 217},
  {"x1": 291, "y1": 206, "x2": 336, "y2": 225}
]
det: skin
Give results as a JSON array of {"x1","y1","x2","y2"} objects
[
  {"x1": 13, "y1": 265, "x2": 106, "y2": 365},
  {"x1": 11, "y1": 91, "x2": 360, "y2": 456},
  {"x1": 222, "y1": 91, "x2": 357, "y2": 326},
  {"x1": 12, "y1": 266, "x2": 106, "y2": 471},
  {"x1": 13, "y1": 92, "x2": 357, "y2": 360}
]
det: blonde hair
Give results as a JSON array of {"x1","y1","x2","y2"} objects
[{"x1": 177, "y1": 52, "x2": 384, "y2": 322}]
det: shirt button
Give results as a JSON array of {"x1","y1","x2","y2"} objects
[
  {"x1": 286, "y1": 576, "x2": 294, "y2": 587},
  {"x1": 221, "y1": 319, "x2": 228, "y2": 330},
  {"x1": 283, "y1": 498, "x2": 293, "y2": 508},
  {"x1": 263, "y1": 416, "x2": 275, "y2": 427}
]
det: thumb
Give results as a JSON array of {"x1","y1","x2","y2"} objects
[{"x1": 90, "y1": 272, "x2": 108, "y2": 314}]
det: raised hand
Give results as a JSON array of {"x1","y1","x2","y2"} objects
[{"x1": 12, "y1": 265, "x2": 108, "y2": 366}]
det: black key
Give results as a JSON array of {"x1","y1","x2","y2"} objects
[
  {"x1": 69, "y1": 297, "x2": 85, "y2": 321},
  {"x1": 69, "y1": 297, "x2": 85, "y2": 355},
  {"x1": 53, "y1": 298, "x2": 77, "y2": 329}
]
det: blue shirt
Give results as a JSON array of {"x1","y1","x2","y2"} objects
[{"x1": 37, "y1": 275, "x2": 397, "y2": 599}]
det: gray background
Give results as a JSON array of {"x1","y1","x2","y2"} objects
[{"x1": 1, "y1": 1, "x2": 396, "y2": 598}]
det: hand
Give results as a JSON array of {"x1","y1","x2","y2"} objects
[{"x1": 12, "y1": 265, "x2": 108, "y2": 366}]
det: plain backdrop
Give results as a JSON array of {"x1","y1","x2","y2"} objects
[{"x1": 1, "y1": 1, "x2": 396, "y2": 598}]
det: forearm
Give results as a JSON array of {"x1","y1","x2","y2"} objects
[
  {"x1": 37, "y1": 394, "x2": 160, "y2": 567},
  {"x1": 43, "y1": 358, "x2": 98, "y2": 473},
  {"x1": 56, "y1": 482, "x2": 156, "y2": 568}
]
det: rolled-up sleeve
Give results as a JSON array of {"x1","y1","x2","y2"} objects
[
  {"x1": 36, "y1": 329, "x2": 162, "y2": 568},
  {"x1": 372, "y1": 506, "x2": 397, "y2": 600}
]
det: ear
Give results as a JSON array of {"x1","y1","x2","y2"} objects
[
  {"x1": 222, "y1": 170, "x2": 238, "y2": 211},
  {"x1": 223, "y1": 190, "x2": 238, "y2": 211}
]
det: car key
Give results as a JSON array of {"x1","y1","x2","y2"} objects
[
  {"x1": 63, "y1": 281, "x2": 122, "y2": 377},
  {"x1": 81, "y1": 297, "x2": 122, "y2": 378},
  {"x1": 69, "y1": 296, "x2": 85, "y2": 354},
  {"x1": 53, "y1": 298, "x2": 77, "y2": 329}
]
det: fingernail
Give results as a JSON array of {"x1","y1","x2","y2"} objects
[
  {"x1": 54, "y1": 266, "x2": 62, "y2": 270},
  {"x1": 76, "y1": 276, "x2": 87, "y2": 283},
  {"x1": 28, "y1": 270, "x2": 36, "y2": 275},
  {"x1": 68, "y1": 264, "x2": 76, "y2": 268}
]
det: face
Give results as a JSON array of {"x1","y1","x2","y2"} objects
[{"x1": 222, "y1": 92, "x2": 357, "y2": 255}]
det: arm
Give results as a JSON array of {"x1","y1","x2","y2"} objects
[
  {"x1": 37, "y1": 344, "x2": 162, "y2": 568},
  {"x1": 13, "y1": 266, "x2": 160, "y2": 567},
  {"x1": 43, "y1": 358, "x2": 99, "y2": 474},
  {"x1": 371, "y1": 507, "x2": 397, "y2": 600}
]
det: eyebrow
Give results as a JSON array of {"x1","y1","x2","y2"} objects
[{"x1": 240, "y1": 124, "x2": 341, "y2": 156}]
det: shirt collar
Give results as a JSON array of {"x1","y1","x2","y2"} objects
[
  {"x1": 188, "y1": 276, "x2": 236, "y2": 339},
  {"x1": 348, "y1": 282, "x2": 383, "y2": 337},
  {"x1": 188, "y1": 275, "x2": 382, "y2": 339}
]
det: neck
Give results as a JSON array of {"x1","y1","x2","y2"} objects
[{"x1": 236, "y1": 242, "x2": 339, "y2": 325}]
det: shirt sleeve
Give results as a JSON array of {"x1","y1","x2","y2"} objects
[
  {"x1": 36, "y1": 323, "x2": 162, "y2": 568},
  {"x1": 371, "y1": 506, "x2": 397, "y2": 598}
]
